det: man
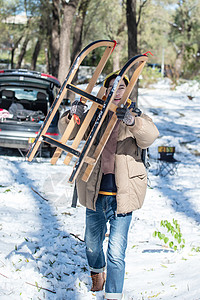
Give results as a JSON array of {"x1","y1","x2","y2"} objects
[{"x1": 58, "y1": 71, "x2": 159, "y2": 300}]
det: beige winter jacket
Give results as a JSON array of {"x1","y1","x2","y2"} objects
[{"x1": 59, "y1": 109, "x2": 159, "y2": 214}]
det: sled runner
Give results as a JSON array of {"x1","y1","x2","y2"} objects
[{"x1": 27, "y1": 40, "x2": 148, "y2": 184}]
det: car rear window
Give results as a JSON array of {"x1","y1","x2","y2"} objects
[
  {"x1": 0, "y1": 87, "x2": 48, "y2": 102},
  {"x1": 10, "y1": 87, "x2": 47, "y2": 101}
]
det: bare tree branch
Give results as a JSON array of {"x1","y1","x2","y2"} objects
[{"x1": 137, "y1": 0, "x2": 148, "y2": 27}]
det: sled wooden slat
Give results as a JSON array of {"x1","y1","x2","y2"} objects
[
  {"x1": 26, "y1": 40, "x2": 116, "y2": 162},
  {"x1": 50, "y1": 41, "x2": 116, "y2": 165},
  {"x1": 66, "y1": 84, "x2": 105, "y2": 106},
  {"x1": 42, "y1": 136, "x2": 80, "y2": 157},
  {"x1": 84, "y1": 156, "x2": 96, "y2": 165}
]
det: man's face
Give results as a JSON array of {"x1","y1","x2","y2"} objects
[{"x1": 106, "y1": 78, "x2": 126, "y2": 105}]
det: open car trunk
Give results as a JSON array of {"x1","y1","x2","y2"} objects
[{"x1": 0, "y1": 69, "x2": 61, "y2": 152}]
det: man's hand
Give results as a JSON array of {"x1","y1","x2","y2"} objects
[
  {"x1": 116, "y1": 104, "x2": 135, "y2": 126},
  {"x1": 70, "y1": 100, "x2": 86, "y2": 118}
]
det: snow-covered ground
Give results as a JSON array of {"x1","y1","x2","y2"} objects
[{"x1": 0, "y1": 78, "x2": 200, "y2": 300}]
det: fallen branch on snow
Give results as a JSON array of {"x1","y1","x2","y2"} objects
[
  {"x1": 0, "y1": 272, "x2": 9, "y2": 278},
  {"x1": 0, "y1": 272, "x2": 56, "y2": 294},
  {"x1": 26, "y1": 282, "x2": 56, "y2": 294},
  {"x1": 31, "y1": 187, "x2": 49, "y2": 201},
  {"x1": 70, "y1": 233, "x2": 84, "y2": 242}
]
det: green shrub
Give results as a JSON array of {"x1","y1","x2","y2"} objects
[
  {"x1": 139, "y1": 66, "x2": 162, "y2": 88},
  {"x1": 153, "y1": 219, "x2": 185, "y2": 251}
]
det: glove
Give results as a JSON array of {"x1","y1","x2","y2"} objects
[
  {"x1": 70, "y1": 100, "x2": 86, "y2": 118},
  {"x1": 132, "y1": 107, "x2": 142, "y2": 116},
  {"x1": 116, "y1": 104, "x2": 135, "y2": 126}
]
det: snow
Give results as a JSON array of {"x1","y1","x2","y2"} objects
[{"x1": 0, "y1": 78, "x2": 200, "y2": 300}]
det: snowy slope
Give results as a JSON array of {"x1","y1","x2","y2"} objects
[{"x1": 0, "y1": 79, "x2": 200, "y2": 300}]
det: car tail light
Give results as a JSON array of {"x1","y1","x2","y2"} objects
[
  {"x1": 0, "y1": 70, "x2": 5, "y2": 73},
  {"x1": 46, "y1": 132, "x2": 59, "y2": 136},
  {"x1": 35, "y1": 132, "x2": 59, "y2": 136},
  {"x1": 41, "y1": 73, "x2": 59, "y2": 81}
]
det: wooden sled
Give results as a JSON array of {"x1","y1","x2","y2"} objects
[
  {"x1": 67, "y1": 54, "x2": 148, "y2": 183},
  {"x1": 26, "y1": 40, "x2": 117, "y2": 162},
  {"x1": 27, "y1": 41, "x2": 148, "y2": 184}
]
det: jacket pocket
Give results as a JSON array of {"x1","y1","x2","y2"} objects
[{"x1": 127, "y1": 156, "x2": 146, "y2": 178}]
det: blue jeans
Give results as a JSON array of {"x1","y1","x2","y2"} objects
[{"x1": 85, "y1": 194, "x2": 132, "y2": 300}]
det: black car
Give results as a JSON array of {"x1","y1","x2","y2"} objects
[{"x1": 0, "y1": 69, "x2": 62, "y2": 155}]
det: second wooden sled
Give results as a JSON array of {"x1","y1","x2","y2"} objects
[{"x1": 68, "y1": 54, "x2": 148, "y2": 183}]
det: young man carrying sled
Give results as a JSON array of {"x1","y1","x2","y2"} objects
[{"x1": 58, "y1": 71, "x2": 159, "y2": 300}]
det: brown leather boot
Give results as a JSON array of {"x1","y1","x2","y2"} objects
[{"x1": 90, "y1": 272, "x2": 106, "y2": 291}]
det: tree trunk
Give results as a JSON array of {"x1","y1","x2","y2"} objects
[
  {"x1": 58, "y1": 0, "x2": 79, "y2": 84},
  {"x1": 16, "y1": 36, "x2": 29, "y2": 69},
  {"x1": 126, "y1": 0, "x2": 137, "y2": 58},
  {"x1": 71, "y1": 16, "x2": 83, "y2": 64},
  {"x1": 10, "y1": 36, "x2": 23, "y2": 69},
  {"x1": 11, "y1": 49, "x2": 15, "y2": 69},
  {"x1": 175, "y1": 52, "x2": 184, "y2": 76},
  {"x1": 65, "y1": 0, "x2": 91, "y2": 103},
  {"x1": 45, "y1": 47, "x2": 50, "y2": 74},
  {"x1": 51, "y1": 0, "x2": 60, "y2": 77},
  {"x1": 71, "y1": 0, "x2": 91, "y2": 64},
  {"x1": 68, "y1": 15, "x2": 84, "y2": 103},
  {"x1": 31, "y1": 38, "x2": 42, "y2": 70},
  {"x1": 126, "y1": 0, "x2": 138, "y2": 104},
  {"x1": 113, "y1": 21, "x2": 126, "y2": 71},
  {"x1": 113, "y1": 42, "x2": 122, "y2": 71}
]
